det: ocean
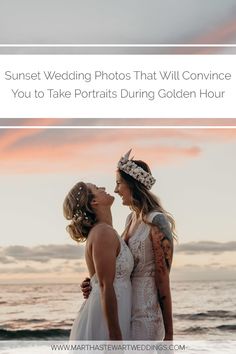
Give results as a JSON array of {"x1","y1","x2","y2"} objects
[{"x1": 0, "y1": 281, "x2": 235, "y2": 341}]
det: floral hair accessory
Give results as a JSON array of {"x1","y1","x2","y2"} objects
[
  {"x1": 73, "y1": 187, "x2": 88, "y2": 219},
  {"x1": 117, "y1": 149, "x2": 156, "y2": 190},
  {"x1": 73, "y1": 209, "x2": 88, "y2": 220}
]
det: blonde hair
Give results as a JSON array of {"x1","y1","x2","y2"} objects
[
  {"x1": 63, "y1": 182, "x2": 97, "y2": 243},
  {"x1": 118, "y1": 160, "x2": 177, "y2": 239}
]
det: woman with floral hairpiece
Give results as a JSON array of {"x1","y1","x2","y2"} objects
[
  {"x1": 81, "y1": 149, "x2": 176, "y2": 340},
  {"x1": 63, "y1": 181, "x2": 133, "y2": 340},
  {"x1": 114, "y1": 149, "x2": 176, "y2": 341}
]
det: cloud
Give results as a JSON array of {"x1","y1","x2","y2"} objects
[
  {"x1": 0, "y1": 126, "x2": 206, "y2": 173},
  {"x1": 175, "y1": 241, "x2": 236, "y2": 254},
  {"x1": 0, "y1": 241, "x2": 235, "y2": 281},
  {"x1": 1, "y1": 118, "x2": 236, "y2": 126},
  {"x1": 1, "y1": 241, "x2": 235, "y2": 266},
  {"x1": 0, "y1": 256, "x2": 15, "y2": 264},
  {"x1": 1, "y1": 0, "x2": 236, "y2": 46},
  {"x1": 0, "y1": 265, "x2": 58, "y2": 274},
  {"x1": 2, "y1": 244, "x2": 84, "y2": 263},
  {"x1": 194, "y1": 17, "x2": 236, "y2": 45},
  {"x1": 0, "y1": 119, "x2": 57, "y2": 150},
  {"x1": 3, "y1": 120, "x2": 236, "y2": 174}
]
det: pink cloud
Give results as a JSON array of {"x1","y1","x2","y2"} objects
[
  {"x1": 195, "y1": 18, "x2": 236, "y2": 45},
  {"x1": 0, "y1": 125, "x2": 235, "y2": 174},
  {"x1": 0, "y1": 118, "x2": 60, "y2": 151},
  {"x1": 173, "y1": 17, "x2": 236, "y2": 54}
]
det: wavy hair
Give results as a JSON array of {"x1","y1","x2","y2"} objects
[
  {"x1": 118, "y1": 160, "x2": 177, "y2": 239},
  {"x1": 63, "y1": 182, "x2": 97, "y2": 243}
]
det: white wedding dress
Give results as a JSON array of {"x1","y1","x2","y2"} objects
[
  {"x1": 70, "y1": 235, "x2": 134, "y2": 340},
  {"x1": 126, "y1": 211, "x2": 167, "y2": 340}
]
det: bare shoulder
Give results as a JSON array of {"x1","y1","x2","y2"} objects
[
  {"x1": 89, "y1": 223, "x2": 118, "y2": 244},
  {"x1": 89, "y1": 224, "x2": 120, "y2": 259},
  {"x1": 149, "y1": 212, "x2": 173, "y2": 242}
]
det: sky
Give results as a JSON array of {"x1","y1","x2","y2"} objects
[
  {"x1": 0, "y1": 120, "x2": 235, "y2": 283},
  {"x1": 0, "y1": 1, "x2": 236, "y2": 283},
  {"x1": 0, "y1": 0, "x2": 236, "y2": 45}
]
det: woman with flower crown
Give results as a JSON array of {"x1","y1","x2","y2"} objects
[
  {"x1": 115, "y1": 149, "x2": 175, "y2": 340},
  {"x1": 82, "y1": 150, "x2": 176, "y2": 341},
  {"x1": 63, "y1": 181, "x2": 133, "y2": 340}
]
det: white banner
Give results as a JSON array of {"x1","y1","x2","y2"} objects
[
  {"x1": 0, "y1": 55, "x2": 235, "y2": 118},
  {"x1": 0, "y1": 341, "x2": 235, "y2": 354}
]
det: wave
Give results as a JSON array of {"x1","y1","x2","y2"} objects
[
  {"x1": 8, "y1": 319, "x2": 47, "y2": 323},
  {"x1": 182, "y1": 324, "x2": 236, "y2": 334},
  {"x1": 182, "y1": 326, "x2": 209, "y2": 334},
  {"x1": 5, "y1": 319, "x2": 72, "y2": 325},
  {"x1": 0, "y1": 329, "x2": 70, "y2": 340},
  {"x1": 216, "y1": 325, "x2": 236, "y2": 331},
  {"x1": 1, "y1": 325, "x2": 235, "y2": 340},
  {"x1": 175, "y1": 310, "x2": 236, "y2": 320}
]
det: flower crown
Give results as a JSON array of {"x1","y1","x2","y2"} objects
[{"x1": 117, "y1": 149, "x2": 156, "y2": 190}]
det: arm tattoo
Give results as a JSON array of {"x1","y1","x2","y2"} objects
[
  {"x1": 151, "y1": 214, "x2": 173, "y2": 273},
  {"x1": 152, "y1": 214, "x2": 173, "y2": 241}
]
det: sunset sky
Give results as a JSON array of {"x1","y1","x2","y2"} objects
[
  {"x1": 1, "y1": 0, "x2": 236, "y2": 284},
  {"x1": 1, "y1": 0, "x2": 236, "y2": 47},
  {"x1": 0, "y1": 119, "x2": 235, "y2": 283}
]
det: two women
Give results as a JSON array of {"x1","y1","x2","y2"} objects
[
  {"x1": 63, "y1": 182, "x2": 133, "y2": 340},
  {"x1": 64, "y1": 149, "x2": 176, "y2": 340}
]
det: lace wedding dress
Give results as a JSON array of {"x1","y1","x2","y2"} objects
[
  {"x1": 70, "y1": 235, "x2": 134, "y2": 340},
  {"x1": 126, "y1": 211, "x2": 166, "y2": 340}
]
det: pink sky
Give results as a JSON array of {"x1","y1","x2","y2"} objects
[
  {"x1": 0, "y1": 122, "x2": 235, "y2": 282},
  {"x1": 1, "y1": 120, "x2": 236, "y2": 174}
]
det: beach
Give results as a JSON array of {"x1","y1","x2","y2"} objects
[{"x1": 1, "y1": 281, "x2": 235, "y2": 341}]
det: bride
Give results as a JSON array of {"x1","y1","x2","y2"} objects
[
  {"x1": 63, "y1": 181, "x2": 133, "y2": 340},
  {"x1": 81, "y1": 150, "x2": 176, "y2": 341}
]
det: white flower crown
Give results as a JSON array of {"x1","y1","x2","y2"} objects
[{"x1": 117, "y1": 149, "x2": 156, "y2": 190}]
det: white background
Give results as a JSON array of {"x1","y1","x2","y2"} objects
[{"x1": 0, "y1": 55, "x2": 235, "y2": 118}]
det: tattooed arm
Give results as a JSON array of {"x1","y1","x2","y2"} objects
[{"x1": 150, "y1": 213, "x2": 174, "y2": 340}]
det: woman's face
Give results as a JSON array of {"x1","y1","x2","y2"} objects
[
  {"x1": 114, "y1": 172, "x2": 132, "y2": 206},
  {"x1": 87, "y1": 183, "x2": 114, "y2": 206}
]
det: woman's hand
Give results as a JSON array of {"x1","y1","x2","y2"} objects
[{"x1": 80, "y1": 277, "x2": 92, "y2": 299}]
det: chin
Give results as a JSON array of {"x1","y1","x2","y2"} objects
[
  {"x1": 109, "y1": 195, "x2": 115, "y2": 204},
  {"x1": 122, "y1": 199, "x2": 129, "y2": 206}
]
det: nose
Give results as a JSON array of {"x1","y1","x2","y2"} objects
[{"x1": 114, "y1": 185, "x2": 118, "y2": 193}]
